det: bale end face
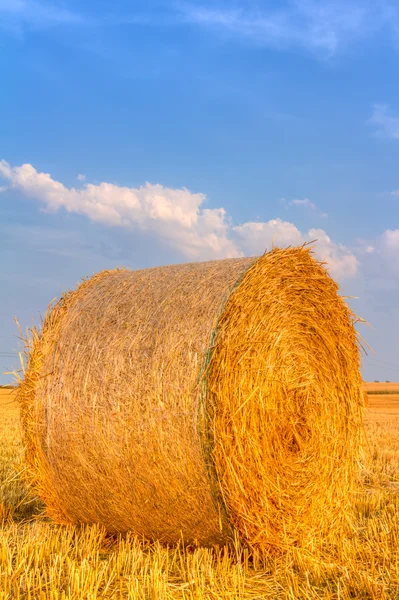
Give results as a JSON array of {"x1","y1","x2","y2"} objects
[{"x1": 206, "y1": 248, "x2": 364, "y2": 549}]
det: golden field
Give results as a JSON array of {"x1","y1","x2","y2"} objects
[
  {"x1": 1, "y1": 385, "x2": 399, "y2": 599},
  {"x1": 364, "y1": 382, "x2": 399, "y2": 394}
]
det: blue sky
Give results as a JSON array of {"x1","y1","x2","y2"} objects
[{"x1": 1, "y1": 0, "x2": 399, "y2": 382}]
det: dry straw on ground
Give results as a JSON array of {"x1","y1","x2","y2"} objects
[{"x1": 17, "y1": 246, "x2": 365, "y2": 552}]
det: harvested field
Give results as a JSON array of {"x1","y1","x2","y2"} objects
[
  {"x1": 1, "y1": 386, "x2": 399, "y2": 598},
  {"x1": 363, "y1": 381, "x2": 399, "y2": 394},
  {"x1": 363, "y1": 390, "x2": 399, "y2": 491},
  {"x1": 367, "y1": 393, "x2": 399, "y2": 411},
  {"x1": 0, "y1": 388, "x2": 40, "y2": 522}
]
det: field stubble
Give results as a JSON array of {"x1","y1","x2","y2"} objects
[{"x1": 1, "y1": 386, "x2": 399, "y2": 599}]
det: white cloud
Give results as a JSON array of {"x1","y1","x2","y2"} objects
[
  {"x1": 290, "y1": 198, "x2": 317, "y2": 210},
  {"x1": 381, "y1": 229, "x2": 399, "y2": 252},
  {"x1": 369, "y1": 104, "x2": 399, "y2": 140},
  {"x1": 288, "y1": 197, "x2": 328, "y2": 218},
  {"x1": 234, "y1": 219, "x2": 357, "y2": 279},
  {"x1": 357, "y1": 229, "x2": 399, "y2": 280},
  {"x1": 234, "y1": 219, "x2": 303, "y2": 253},
  {"x1": 308, "y1": 228, "x2": 358, "y2": 278},
  {"x1": 77, "y1": 173, "x2": 86, "y2": 182},
  {"x1": 178, "y1": 0, "x2": 399, "y2": 57},
  {"x1": 0, "y1": 159, "x2": 358, "y2": 279},
  {"x1": 0, "y1": 160, "x2": 238, "y2": 260}
]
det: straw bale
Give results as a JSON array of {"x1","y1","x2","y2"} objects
[{"x1": 17, "y1": 246, "x2": 364, "y2": 550}]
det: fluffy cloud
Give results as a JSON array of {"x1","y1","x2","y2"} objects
[
  {"x1": 234, "y1": 219, "x2": 303, "y2": 252},
  {"x1": 0, "y1": 159, "x2": 357, "y2": 279},
  {"x1": 381, "y1": 229, "x2": 399, "y2": 251},
  {"x1": 0, "y1": 160, "x2": 237, "y2": 260},
  {"x1": 234, "y1": 220, "x2": 357, "y2": 278},
  {"x1": 307, "y1": 228, "x2": 358, "y2": 278},
  {"x1": 357, "y1": 229, "x2": 399, "y2": 283}
]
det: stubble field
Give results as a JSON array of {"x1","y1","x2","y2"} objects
[{"x1": 1, "y1": 385, "x2": 399, "y2": 599}]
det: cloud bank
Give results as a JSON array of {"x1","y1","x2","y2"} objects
[{"x1": 0, "y1": 159, "x2": 357, "y2": 279}]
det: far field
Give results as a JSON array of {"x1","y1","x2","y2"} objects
[
  {"x1": 1, "y1": 385, "x2": 399, "y2": 599},
  {"x1": 364, "y1": 381, "x2": 399, "y2": 393},
  {"x1": 364, "y1": 381, "x2": 399, "y2": 395}
]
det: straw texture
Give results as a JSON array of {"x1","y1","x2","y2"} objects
[{"x1": 17, "y1": 247, "x2": 364, "y2": 550}]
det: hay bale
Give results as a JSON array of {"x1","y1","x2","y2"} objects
[{"x1": 17, "y1": 246, "x2": 364, "y2": 550}]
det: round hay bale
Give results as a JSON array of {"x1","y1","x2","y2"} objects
[{"x1": 17, "y1": 246, "x2": 364, "y2": 550}]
